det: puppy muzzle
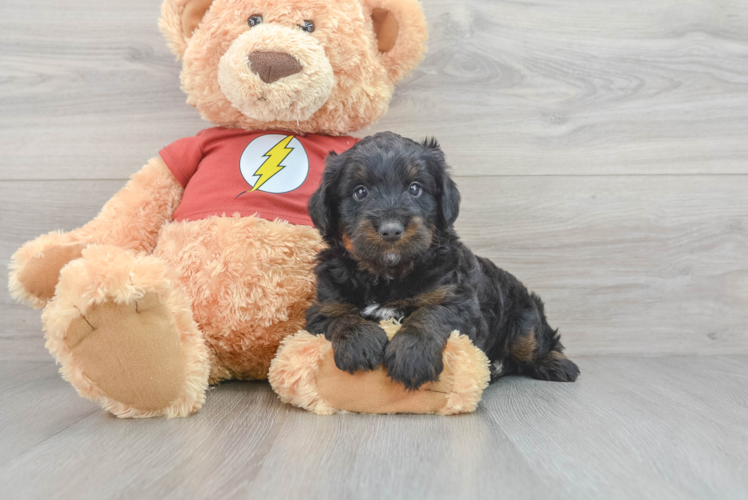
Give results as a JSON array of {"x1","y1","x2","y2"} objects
[{"x1": 350, "y1": 217, "x2": 431, "y2": 274}]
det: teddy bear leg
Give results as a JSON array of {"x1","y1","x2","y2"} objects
[{"x1": 42, "y1": 245, "x2": 210, "y2": 418}]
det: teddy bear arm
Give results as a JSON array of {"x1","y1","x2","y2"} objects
[
  {"x1": 74, "y1": 156, "x2": 184, "y2": 250},
  {"x1": 9, "y1": 156, "x2": 183, "y2": 308},
  {"x1": 269, "y1": 324, "x2": 491, "y2": 416}
]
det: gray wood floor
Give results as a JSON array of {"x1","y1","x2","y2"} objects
[
  {"x1": 1, "y1": 356, "x2": 747, "y2": 500},
  {"x1": 1, "y1": 0, "x2": 747, "y2": 498}
]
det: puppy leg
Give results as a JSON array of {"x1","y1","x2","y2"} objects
[
  {"x1": 507, "y1": 324, "x2": 579, "y2": 382},
  {"x1": 528, "y1": 349, "x2": 580, "y2": 382},
  {"x1": 508, "y1": 310, "x2": 580, "y2": 383},
  {"x1": 329, "y1": 315, "x2": 389, "y2": 374},
  {"x1": 384, "y1": 306, "x2": 452, "y2": 390},
  {"x1": 306, "y1": 302, "x2": 389, "y2": 374}
]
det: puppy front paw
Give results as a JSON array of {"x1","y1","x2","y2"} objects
[
  {"x1": 332, "y1": 322, "x2": 389, "y2": 374},
  {"x1": 383, "y1": 329, "x2": 445, "y2": 390}
]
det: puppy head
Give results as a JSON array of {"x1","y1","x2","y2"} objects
[{"x1": 309, "y1": 132, "x2": 460, "y2": 276}]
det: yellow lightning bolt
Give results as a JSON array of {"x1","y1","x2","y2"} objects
[{"x1": 251, "y1": 135, "x2": 295, "y2": 192}]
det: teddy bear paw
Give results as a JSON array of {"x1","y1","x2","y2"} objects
[{"x1": 64, "y1": 293, "x2": 190, "y2": 415}]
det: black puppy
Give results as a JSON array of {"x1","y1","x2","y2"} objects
[{"x1": 306, "y1": 132, "x2": 579, "y2": 390}]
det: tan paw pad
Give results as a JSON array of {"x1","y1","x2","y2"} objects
[{"x1": 66, "y1": 292, "x2": 186, "y2": 412}]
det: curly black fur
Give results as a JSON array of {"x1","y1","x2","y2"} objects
[{"x1": 306, "y1": 132, "x2": 580, "y2": 390}]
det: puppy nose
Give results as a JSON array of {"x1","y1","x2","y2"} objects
[
  {"x1": 248, "y1": 52, "x2": 302, "y2": 84},
  {"x1": 378, "y1": 221, "x2": 405, "y2": 241}
]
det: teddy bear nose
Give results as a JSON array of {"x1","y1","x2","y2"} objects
[{"x1": 248, "y1": 52, "x2": 303, "y2": 84}]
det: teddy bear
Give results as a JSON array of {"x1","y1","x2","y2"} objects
[{"x1": 8, "y1": 0, "x2": 428, "y2": 418}]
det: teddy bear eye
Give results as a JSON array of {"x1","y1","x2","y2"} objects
[
  {"x1": 353, "y1": 185, "x2": 368, "y2": 201},
  {"x1": 299, "y1": 20, "x2": 315, "y2": 33},
  {"x1": 248, "y1": 15, "x2": 263, "y2": 27},
  {"x1": 408, "y1": 182, "x2": 423, "y2": 197}
]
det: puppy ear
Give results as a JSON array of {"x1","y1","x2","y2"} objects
[
  {"x1": 439, "y1": 172, "x2": 461, "y2": 229},
  {"x1": 424, "y1": 141, "x2": 460, "y2": 229},
  {"x1": 361, "y1": 0, "x2": 429, "y2": 83},
  {"x1": 309, "y1": 153, "x2": 344, "y2": 241},
  {"x1": 160, "y1": 0, "x2": 215, "y2": 60}
]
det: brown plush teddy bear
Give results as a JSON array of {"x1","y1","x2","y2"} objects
[{"x1": 8, "y1": 0, "x2": 428, "y2": 418}]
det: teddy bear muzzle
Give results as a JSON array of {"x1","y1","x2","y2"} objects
[{"x1": 217, "y1": 23, "x2": 334, "y2": 123}]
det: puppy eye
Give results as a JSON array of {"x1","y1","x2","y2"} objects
[
  {"x1": 408, "y1": 182, "x2": 423, "y2": 197},
  {"x1": 299, "y1": 20, "x2": 315, "y2": 33},
  {"x1": 353, "y1": 185, "x2": 368, "y2": 201},
  {"x1": 248, "y1": 15, "x2": 263, "y2": 27}
]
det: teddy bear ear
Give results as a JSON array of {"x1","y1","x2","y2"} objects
[
  {"x1": 361, "y1": 0, "x2": 429, "y2": 83},
  {"x1": 160, "y1": 0, "x2": 215, "y2": 60}
]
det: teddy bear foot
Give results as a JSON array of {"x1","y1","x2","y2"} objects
[
  {"x1": 42, "y1": 245, "x2": 211, "y2": 418},
  {"x1": 65, "y1": 293, "x2": 190, "y2": 414}
]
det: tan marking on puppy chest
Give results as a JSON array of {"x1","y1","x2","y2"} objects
[
  {"x1": 388, "y1": 285, "x2": 456, "y2": 310},
  {"x1": 418, "y1": 286, "x2": 456, "y2": 306},
  {"x1": 319, "y1": 302, "x2": 358, "y2": 318},
  {"x1": 513, "y1": 330, "x2": 537, "y2": 362},
  {"x1": 342, "y1": 235, "x2": 355, "y2": 253}
]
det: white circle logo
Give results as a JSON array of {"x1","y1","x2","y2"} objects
[{"x1": 240, "y1": 134, "x2": 309, "y2": 194}]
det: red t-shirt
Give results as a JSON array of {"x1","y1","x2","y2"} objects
[{"x1": 159, "y1": 128, "x2": 358, "y2": 226}]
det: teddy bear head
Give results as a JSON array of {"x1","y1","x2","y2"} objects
[{"x1": 160, "y1": 0, "x2": 427, "y2": 135}]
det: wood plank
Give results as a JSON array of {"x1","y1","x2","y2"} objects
[
  {"x1": 0, "y1": 180, "x2": 121, "y2": 361},
  {"x1": 455, "y1": 175, "x2": 748, "y2": 356},
  {"x1": 2, "y1": 175, "x2": 746, "y2": 358},
  {"x1": 0, "y1": 356, "x2": 745, "y2": 499},
  {"x1": 0, "y1": 360, "x2": 54, "y2": 393},
  {"x1": 0, "y1": 0, "x2": 205, "y2": 180},
  {"x1": 0, "y1": 362, "x2": 98, "y2": 464},
  {"x1": 481, "y1": 356, "x2": 748, "y2": 500},
  {"x1": 381, "y1": 0, "x2": 748, "y2": 177},
  {"x1": 1, "y1": 0, "x2": 747, "y2": 180},
  {"x1": 0, "y1": 306, "x2": 48, "y2": 362}
]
